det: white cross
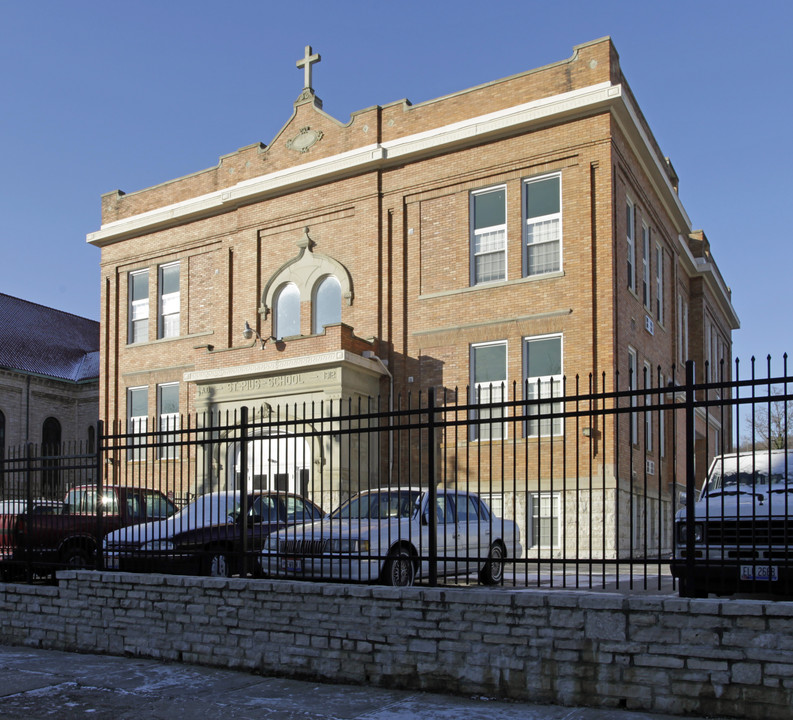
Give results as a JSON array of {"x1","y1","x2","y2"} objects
[{"x1": 296, "y1": 45, "x2": 321, "y2": 90}]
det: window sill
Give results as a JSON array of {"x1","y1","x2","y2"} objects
[
  {"x1": 126, "y1": 330, "x2": 213, "y2": 349},
  {"x1": 419, "y1": 271, "x2": 565, "y2": 300}
]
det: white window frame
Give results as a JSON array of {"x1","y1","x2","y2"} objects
[
  {"x1": 524, "y1": 334, "x2": 563, "y2": 438},
  {"x1": 312, "y1": 275, "x2": 342, "y2": 333},
  {"x1": 274, "y1": 282, "x2": 301, "y2": 339},
  {"x1": 470, "y1": 186, "x2": 507, "y2": 285},
  {"x1": 655, "y1": 244, "x2": 664, "y2": 324},
  {"x1": 523, "y1": 173, "x2": 562, "y2": 277},
  {"x1": 128, "y1": 270, "x2": 149, "y2": 344},
  {"x1": 626, "y1": 198, "x2": 636, "y2": 293},
  {"x1": 470, "y1": 341, "x2": 508, "y2": 441},
  {"x1": 642, "y1": 222, "x2": 651, "y2": 310},
  {"x1": 530, "y1": 491, "x2": 560, "y2": 549},
  {"x1": 127, "y1": 386, "x2": 148, "y2": 462},
  {"x1": 158, "y1": 262, "x2": 180, "y2": 339},
  {"x1": 677, "y1": 294, "x2": 689, "y2": 366},
  {"x1": 643, "y1": 362, "x2": 653, "y2": 453},
  {"x1": 628, "y1": 347, "x2": 638, "y2": 445},
  {"x1": 157, "y1": 383, "x2": 179, "y2": 460}
]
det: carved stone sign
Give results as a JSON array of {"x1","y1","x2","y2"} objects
[
  {"x1": 286, "y1": 126, "x2": 324, "y2": 153},
  {"x1": 195, "y1": 369, "x2": 340, "y2": 402}
]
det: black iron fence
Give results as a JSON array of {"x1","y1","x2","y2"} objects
[{"x1": 2, "y1": 358, "x2": 793, "y2": 597}]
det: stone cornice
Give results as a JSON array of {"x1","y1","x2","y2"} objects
[
  {"x1": 88, "y1": 82, "x2": 616, "y2": 247},
  {"x1": 183, "y1": 350, "x2": 386, "y2": 385}
]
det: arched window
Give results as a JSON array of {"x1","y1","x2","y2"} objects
[
  {"x1": 312, "y1": 275, "x2": 342, "y2": 334},
  {"x1": 274, "y1": 283, "x2": 301, "y2": 339},
  {"x1": 0, "y1": 410, "x2": 5, "y2": 460},
  {"x1": 87, "y1": 425, "x2": 96, "y2": 454},
  {"x1": 42, "y1": 417, "x2": 62, "y2": 497}
]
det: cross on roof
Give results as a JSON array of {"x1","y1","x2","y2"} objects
[{"x1": 296, "y1": 45, "x2": 321, "y2": 91}]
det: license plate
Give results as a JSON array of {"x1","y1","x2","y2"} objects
[
  {"x1": 280, "y1": 557, "x2": 302, "y2": 573},
  {"x1": 740, "y1": 565, "x2": 779, "y2": 582}
]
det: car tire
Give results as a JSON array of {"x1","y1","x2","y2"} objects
[
  {"x1": 479, "y1": 542, "x2": 505, "y2": 585},
  {"x1": 204, "y1": 549, "x2": 233, "y2": 578},
  {"x1": 62, "y1": 545, "x2": 92, "y2": 570},
  {"x1": 679, "y1": 576, "x2": 709, "y2": 598},
  {"x1": 384, "y1": 547, "x2": 415, "y2": 587}
]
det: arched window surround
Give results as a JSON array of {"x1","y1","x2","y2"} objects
[{"x1": 260, "y1": 227, "x2": 353, "y2": 333}]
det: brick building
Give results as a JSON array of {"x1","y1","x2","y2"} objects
[
  {"x1": 0, "y1": 294, "x2": 99, "y2": 496},
  {"x1": 87, "y1": 39, "x2": 738, "y2": 553}
]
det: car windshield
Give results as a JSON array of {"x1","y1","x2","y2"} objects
[
  {"x1": 703, "y1": 454, "x2": 793, "y2": 497},
  {"x1": 173, "y1": 493, "x2": 241, "y2": 525},
  {"x1": 330, "y1": 490, "x2": 422, "y2": 520}
]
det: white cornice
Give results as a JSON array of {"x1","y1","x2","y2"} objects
[
  {"x1": 87, "y1": 82, "x2": 614, "y2": 246},
  {"x1": 678, "y1": 238, "x2": 740, "y2": 330},
  {"x1": 183, "y1": 350, "x2": 386, "y2": 385}
]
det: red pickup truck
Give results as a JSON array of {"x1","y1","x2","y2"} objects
[{"x1": 1, "y1": 485, "x2": 177, "y2": 577}]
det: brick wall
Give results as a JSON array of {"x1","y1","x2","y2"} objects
[{"x1": 1, "y1": 572, "x2": 791, "y2": 719}]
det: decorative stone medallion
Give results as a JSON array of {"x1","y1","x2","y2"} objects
[{"x1": 286, "y1": 126, "x2": 324, "y2": 153}]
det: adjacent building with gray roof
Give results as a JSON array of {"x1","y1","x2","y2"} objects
[{"x1": 0, "y1": 294, "x2": 99, "y2": 496}]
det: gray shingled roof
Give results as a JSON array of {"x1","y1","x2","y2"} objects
[{"x1": 0, "y1": 294, "x2": 99, "y2": 383}]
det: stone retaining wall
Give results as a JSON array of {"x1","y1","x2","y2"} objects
[{"x1": 1, "y1": 571, "x2": 792, "y2": 718}]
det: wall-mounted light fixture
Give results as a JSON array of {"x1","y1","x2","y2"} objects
[{"x1": 243, "y1": 321, "x2": 277, "y2": 350}]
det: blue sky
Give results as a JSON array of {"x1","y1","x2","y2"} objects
[{"x1": 1, "y1": 1, "x2": 790, "y2": 375}]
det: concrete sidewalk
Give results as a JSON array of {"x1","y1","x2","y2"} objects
[{"x1": 0, "y1": 645, "x2": 725, "y2": 720}]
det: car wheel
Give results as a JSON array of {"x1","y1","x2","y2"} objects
[
  {"x1": 384, "y1": 547, "x2": 415, "y2": 587},
  {"x1": 62, "y1": 545, "x2": 92, "y2": 569},
  {"x1": 479, "y1": 542, "x2": 505, "y2": 585},
  {"x1": 679, "y1": 576, "x2": 708, "y2": 598},
  {"x1": 206, "y1": 550, "x2": 232, "y2": 578}
]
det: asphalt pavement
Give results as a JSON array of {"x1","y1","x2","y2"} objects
[{"x1": 0, "y1": 645, "x2": 726, "y2": 720}]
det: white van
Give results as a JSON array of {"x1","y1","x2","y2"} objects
[{"x1": 671, "y1": 450, "x2": 793, "y2": 596}]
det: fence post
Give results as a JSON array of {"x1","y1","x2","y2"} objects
[
  {"x1": 239, "y1": 406, "x2": 249, "y2": 576},
  {"x1": 427, "y1": 387, "x2": 437, "y2": 586},
  {"x1": 24, "y1": 442, "x2": 34, "y2": 582},
  {"x1": 684, "y1": 360, "x2": 697, "y2": 597},
  {"x1": 95, "y1": 420, "x2": 104, "y2": 571}
]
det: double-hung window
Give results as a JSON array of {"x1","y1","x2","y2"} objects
[
  {"x1": 158, "y1": 262, "x2": 180, "y2": 339},
  {"x1": 128, "y1": 270, "x2": 149, "y2": 344},
  {"x1": 626, "y1": 199, "x2": 636, "y2": 293},
  {"x1": 127, "y1": 387, "x2": 148, "y2": 461},
  {"x1": 643, "y1": 362, "x2": 653, "y2": 452},
  {"x1": 157, "y1": 383, "x2": 179, "y2": 460},
  {"x1": 642, "y1": 222, "x2": 651, "y2": 309},
  {"x1": 524, "y1": 174, "x2": 561, "y2": 276},
  {"x1": 471, "y1": 342, "x2": 507, "y2": 441},
  {"x1": 470, "y1": 187, "x2": 506, "y2": 285},
  {"x1": 530, "y1": 492, "x2": 560, "y2": 549},
  {"x1": 655, "y1": 244, "x2": 664, "y2": 324},
  {"x1": 678, "y1": 294, "x2": 689, "y2": 366},
  {"x1": 628, "y1": 348, "x2": 638, "y2": 444},
  {"x1": 524, "y1": 335, "x2": 563, "y2": 437}
]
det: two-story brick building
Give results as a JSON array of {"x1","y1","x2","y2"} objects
[{"x1": 87, "y1": 38, "x2": 738, "y2": 555}]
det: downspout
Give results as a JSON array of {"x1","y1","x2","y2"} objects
[{"x1": 363, "y1": 352, "x2": 394, "y2": 483}]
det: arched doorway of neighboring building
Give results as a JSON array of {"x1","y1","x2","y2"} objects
[
  {"x1": 42, "y1": 416, "x2": 62, "y2": 497},
  {"x1": 226, "y1": 432, "x2": 311, "y2": 496}
]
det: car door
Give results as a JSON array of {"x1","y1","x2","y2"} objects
[
  {"x1": 433, "y1": 493, "x2": 462, "y2": 577},
  {"x1": 450, "y1": 493, "x2": 484, "y2": 576}
]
